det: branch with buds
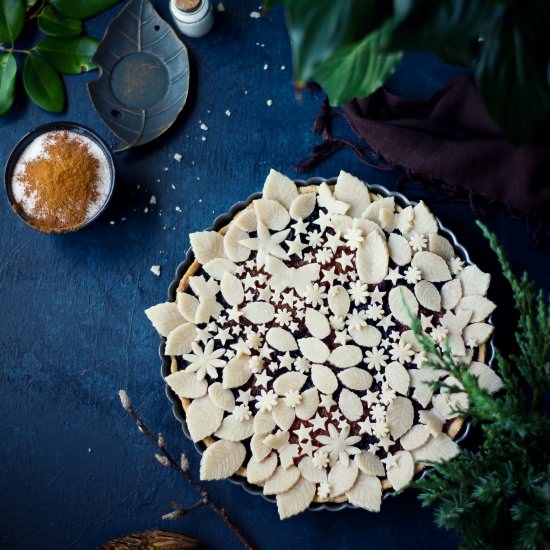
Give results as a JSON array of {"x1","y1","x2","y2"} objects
[{"x1": 118, "y1": 390, "x2": 253, "y2": 550}]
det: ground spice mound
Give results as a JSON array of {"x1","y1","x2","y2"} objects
[{"x1": 12, "y1": 130, "x2": 110, "y2": 232}]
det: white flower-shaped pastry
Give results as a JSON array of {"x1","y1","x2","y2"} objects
[
  {"x1": 239, "y1": 220, "x2": 290, "y2": 268},
  {"x1": 317, "y1": 423, "x2": 361, "y2": 467},
  {"x1": 183, "y1": 340, "x2": 226, "y2": 381}
]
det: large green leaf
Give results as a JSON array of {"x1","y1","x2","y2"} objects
[
  {"x1": 0, "y1": 0, "x2": 25, "y2": 44},
  {"x1": 313, "y1": 25, "x2": 402, "y2": 106},
  {"x1": 23, "y1": 54, "x2": 65, "y2": 112},
  {"x1": 35, "y1": 36, "x2": 99, "y2": 74},
  {"x1": 389, "y1": 0, "x2": 493, "y2": 66},
  {"x1": 38, "y1": 6, "x2": 83, "y2": 37},
  {"x1": 50, "y1": 0, "x2": 119, "y2": 19},
  {"x1": 475, "y1": 5, "x2": 550, "y2": 144},
  {"x1": 0, "y1": 53, "x2": 16, "y2": 115},
  {"x1": 281, "y1": 0, "x2": 392, "y2": 85}
]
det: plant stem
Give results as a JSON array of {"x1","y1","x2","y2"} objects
[
  {"x1": 0, "y1": 46, "x2": 32, "y2": 54},
  {"x1": 120, "y1": 397, "x2": 254, "y2": 550}
]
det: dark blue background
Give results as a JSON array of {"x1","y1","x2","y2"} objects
[{"x1": 1, "y1": 2, "x2": 547, "y2": 549}]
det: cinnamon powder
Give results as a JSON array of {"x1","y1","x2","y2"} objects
[{"x1": 12, "y1": 131, "x2": 110, "y2": 232}]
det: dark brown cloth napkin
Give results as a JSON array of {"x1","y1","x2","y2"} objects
[{"x1": 296, "y1": 75, "x2": 550, "y2": 242}]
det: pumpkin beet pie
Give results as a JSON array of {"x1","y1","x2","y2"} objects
[{"x1": 146, "y1": 169, "x2": 501, "y2": 519}]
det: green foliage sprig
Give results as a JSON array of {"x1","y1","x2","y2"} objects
[
  {"x1": 410, "y1": 221, "x2": 549, "y2": 549},
  {"x1": 267, "y1": 0, "x2": 550, "y2": 144},
  {"x1": 0, "y1": 0, "x2": 118, "y2": 114}
]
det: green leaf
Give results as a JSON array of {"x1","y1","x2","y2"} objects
[
  {"x1": 35, "y1": 36, "x2": 99, "y2": 74},
  {"x1": 475, "y1": 3, "x2": 550, "y2": 143},
  {"x1": 389, "y1": 0, "x2": 493, "y2": 66},
  {"x1": 0, "y1": 53, "x2": 16, "y2": 115},
  {"x1": 280, "y1": 0, "x2": 392, "y2": 85},
  {"x1": 0, "y1": 0, "x2": 25, "y2": 44},
  {"x1": 38, "y1": 6, "x2": 83, "y2": 37},
  {"x1": 23, "y1": 54, "x2": 64, "y2": 112},
  {"x1": 312, "y1": 25, "x2": 402, "y2": 105},
  {"x1": 49, "y1": 0, "x2": 119, "y2": 19}
]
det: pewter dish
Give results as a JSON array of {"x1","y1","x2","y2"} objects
[
  {"x1": 159, "y1": 177, "x2": 487, "y2": 511},
  {"x1": 4, "y1": 121, "x2": 115, "y2": 234},
  {"x1": 88, "y1": 0, "x2": 190, "y2": 152}
]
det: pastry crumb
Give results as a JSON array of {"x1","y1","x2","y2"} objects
[
  {"x1": 150, "y1": 195, "x2": 157, "y2": 205},
  {"x1": 225, "y1": 110, "x2": 231, "y2": 117},
  {"x1": 150, "y1": 265, "x2": 161, "y2": 277},
  {"x1": 249, "y1": 10, "x2": 260, "y2": 18},
  {"x1": 216, "y1": 2, "x2": 224, "y2": 11},
  {"x1": 173, "y1": 153, "x2": 182, "y2": 161},
  {"x1": 266, "y1": 99, "x2": 273, "y2": 106},
  {"x1": 200, "y1": 123, "x2": 209, "y2": 131}
]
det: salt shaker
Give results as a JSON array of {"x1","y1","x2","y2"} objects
[{"x1": 169, "y1": 0, "x2": 214, "y2": 38}]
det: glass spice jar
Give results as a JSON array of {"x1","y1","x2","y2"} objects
[{"x1": 169, "y1": 0, "x2": 214, "y2": 38}]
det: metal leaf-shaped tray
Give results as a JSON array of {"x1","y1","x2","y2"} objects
[
  {"x1": 88, "y1": 0, "x2": 190, "y2": 152},
  {"x1": 160, "y1": 178, "x2": 490, "y2": 512}
]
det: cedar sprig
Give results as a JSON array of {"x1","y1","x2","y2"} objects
[{"x1": 411, "y1": 222, "x2": 549, "y2": 550}]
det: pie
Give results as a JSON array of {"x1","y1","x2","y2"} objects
[{"x1": 146, "y1": 169, "x2": 501, "y2": 519}]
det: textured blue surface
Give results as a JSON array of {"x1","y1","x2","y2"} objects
[{"x1": 0, "y1": 2, "x2": 547, "y2": 549}]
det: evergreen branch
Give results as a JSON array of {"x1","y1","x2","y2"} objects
[{"x1": 414, "y1": 222, "x2": 549, "y2": 549}]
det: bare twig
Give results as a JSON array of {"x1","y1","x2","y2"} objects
[{"x1": 118, "y1": 390, "x2": 254, "y2": 550}]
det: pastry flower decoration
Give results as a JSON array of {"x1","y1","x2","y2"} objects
[{"x1": 146, "y1": 169, "x2": 502, "y2": 520}]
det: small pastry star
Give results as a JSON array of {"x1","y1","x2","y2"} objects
[
  {"x1": 242, "y1": 272, "x2": 256, "y2": 289},
  {"x1": 259, "y1": 343, "x2": 273, "y2": 360},
  {"x1": 358, "y1": 418, "x2": 373, "y2": 435},
  {"x1": 334, "y1": 330, "x2": 350, "y2": 345},
  {"x1": 215, "y1": 327, "x2": 231, "y2": 344},
  {"x1": 319, "y1": 393, "x2": 336, "y2": 410},
  {"x1": 257, "y1": 286, "x2": 271, "y2": 301},
  {"x1": 338, "y1": 419, "x2": 350, "y2": 430},
  {"x1": 299, "y1": 439, "x2": 316, "y2": 457},
  {"x1": 386, "y1": 267, "x2": 401, "y2": 285},
  {"x1": 256, "y1": 273, "x2": 267, "y2": 285},
  {"x1": 227, "y1": 306, "x2": 241, "y2": 323},
  {"x1": 314, "y1": 211, "x2": 332, "y2": 231},
  {"x1": 310, "y1": 413, "x2": 327, "y2": 431},
  {"x1": 368, "y1": 443, "x2": 380, "y2": 455},
  {"x1": 245, "y1": 259, "x2": 256, "y2": 270},
  {"x1": 331, "y1": 410, "x2": 342, "y2": 422},
  {"x1": 231, "y1": 338, "x2": 251, "y2": 356},
  {"x1": 236, "y1": 388, "x2": 253, "y2": 405},
  {"x1": 321, "y1": 267, "x2": 338, "y2": 285},
  {"x1": 378, "y1": 436, "x2": 395, "y2": 453},
  {"x1": 281, "y1": 291, "x2": 296, "y2": 307},
  {"x1": 382, "y1": 453, "x2": 399, "y2": 469},
  {"x1": 362, "y1": 390, "x2": 379, "y2": 406},
  {"x1": 292, "y1": 218, "x2": 309, "y2": 235},
  {"x1": 374, "y1": 371, "x2": 385, "y2": 384},
  {"x1": 255, "y1": 370, "x2": 272, "y2": 388},
  {"x1": 279, "y1": 352, "x2": 294, "y2": 370},
  {"x1": 294, "y1": 424, "x2": 312, "y2": 441},
  {"x1": 378, "y1": 315, "x2": 395, "y2": 331},
  {"x1": 288, "y1": 321, "x2": 299, "y2": 332},
  {"x1": 295, "y1": 309, "x2": 306, "y2": 320},
  {"x1": 230, "y1": 324, "x2": 242, "y2": 336},
  {"x1": 389, "y1": 330, "x2": 401, "y2": 341},
  {"x1": 324, "y1": 231, "x2": 342, "y2": 252},
  {"x1": 244, "y1": 290, "x2": 255, "y2": 301},
  {"x1": 369, "y1": 287, "x2": 386, "y2": 304},
  {"x1": 287, "y1": 238, "x2": 305, "y2": 257},
  {"x1": 336, "y1": 253, "x2": 354, "y2": 270},
  {"x1": 257, "y1": 325, "x2": 268, "y2": 335},
  {"x1": 421, "y1": 314, "x2": 434, "y2": 331}
]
